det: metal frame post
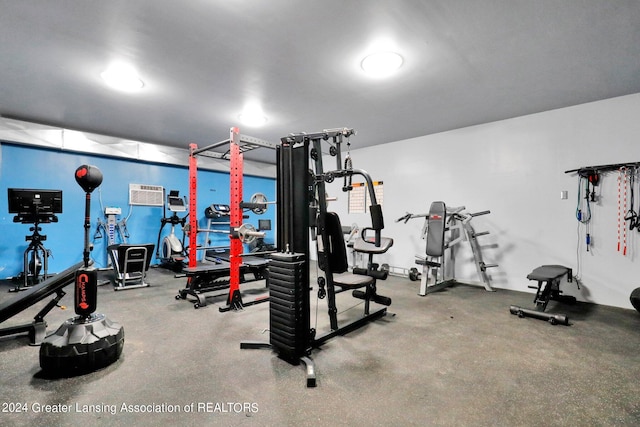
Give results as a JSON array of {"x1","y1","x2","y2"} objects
[
  {"x1": 227, "y1": 127, "x2": 244, "y2": 309},
  {"x1": 188, "y1": 143, "x2": 199, "y2": 269}
]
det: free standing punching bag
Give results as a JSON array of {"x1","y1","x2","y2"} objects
[
  {"x1": 631, "y1": 288, "x2": 640, "y2": 313},
  {"x1": 39, "y1": 165, "x2": 124, "y2": 377}
]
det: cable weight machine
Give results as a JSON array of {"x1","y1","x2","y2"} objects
[
  {"x1": 94, "y1": 206, "x2": 129, "y2": 253},
  {"x1": 242, "y1": 128, "x2": 394, "y2": 387}
]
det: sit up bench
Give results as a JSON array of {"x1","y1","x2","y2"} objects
[{"x1": 510, "y1": 265, "x2": 575, "y2": 325}]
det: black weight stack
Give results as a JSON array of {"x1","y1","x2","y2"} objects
[{"x1": 268, "y1": 252, "x2": 309, "y2": 364}]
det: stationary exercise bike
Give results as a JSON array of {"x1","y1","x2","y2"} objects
[
  {"x1": 156, "y1": 190, "x2": 188, "y2": 271},
  {"x1": 7, "y1": 188, "x2": 62, "y2": 292},
  {"x1": 20, "y1": 218, "x2": 51, "y2": 289}
]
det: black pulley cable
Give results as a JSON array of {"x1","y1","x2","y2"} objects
[
  {"x1": 342, "y1": 138, "x2": 353, "y2": 192},
  {"x1": 636, "y1": 168, "x2": 640, "y2": 233},
  {"x1": 576, "y1": 176, "x2": 591, "y2": 223},
  {"x1": 635, "y1": 168, "x2": 640, "y2": 232},
  {"x1": 343, "y1": 156, "x2": 353, "y2": 191},
  {"x1": 576, "y1": 175, "x2": 592, "y2": 251}
]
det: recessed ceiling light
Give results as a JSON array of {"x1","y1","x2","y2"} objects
[
  {"x1": 238, "y1": 105, "x2": 267, "y2": 127},
  {"x1": 360, "y1": 51, "x2": 403, "y2": 78},
  {"x1": 100, "y1": 63, "x2": 144, "y2": 92}
]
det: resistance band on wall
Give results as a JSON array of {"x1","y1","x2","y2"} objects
[
  {"x1": 617, "y1": 168, "x2": 628, "y2": 255},
  {"x1": 568, "y1": 162, "x2": 640, "y2": 260},
  {"x1": 617, "y1": 168, "x2": 627, "y2": 255},
  {"x1": 617, "y1": 166, "x2": 640, "y2": 256},
  {"x1": 624, "y1": 167, "x2": 639, "y2": 231},
  {"x1": 576, "y1": 171, "x2": 598, "y2": 251}
]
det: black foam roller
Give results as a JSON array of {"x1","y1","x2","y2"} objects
[{"x1": 509, "y1": 305, "x2": 569, "y2": 326}]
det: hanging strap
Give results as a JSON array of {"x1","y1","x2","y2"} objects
[
  {"x1": 576, "y1": 176, "x2": 591, "y2": 223},
  {"x1": 576, "y1": 175, "x2": 593, "y2": 251},
  {"x1": 618, "y1": 167, "x2": 628, "y2": 255},
  {"x1": 625, "y1": 168, "x2": 639, "y2": 231},
  {"x1": 624, "y1": 169, "x2": 628, "y2": 256},
  {"x1": 618, "y1": 168, "x2": 623, "y2": 252}
]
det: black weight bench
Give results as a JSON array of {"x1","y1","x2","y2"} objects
[
  {"x1": 0, "y1": 261, "x2": 84, "y2": 344},
  {"x1": 176, "y1": 250, "x2": 270, "y2": 309},
  {"x1": 510, "y1": 265, "x2": 575, "y2": 325}
]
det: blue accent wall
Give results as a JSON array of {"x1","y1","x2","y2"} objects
[{"x1": 0, "y1": 143, "x2": 275, "y2": 276}]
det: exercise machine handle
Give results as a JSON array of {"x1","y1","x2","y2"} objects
[
  {"x1": 369, "y1": 204, "x2": 383, "y2": 246},
  {"x1": 346, "y1": 168, "x2": 384, "y2": 247},
  {"x1": 395, "y1": 213, "x2": 412, "y2": 223}
]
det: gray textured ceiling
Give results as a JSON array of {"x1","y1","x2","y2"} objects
[{"x1": 1, "y1": 1, "x2": 639, "y2": 163}]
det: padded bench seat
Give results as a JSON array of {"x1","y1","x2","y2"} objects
[
  {"x1": 527, "y1": 265, "x2": 572, "y2": 282},
  {"x1": 333, "y1": 272, "x2": 374, "y2": 289},
  {"x1": 510, "y1": 264, "x2": 575, "y2": 325}
]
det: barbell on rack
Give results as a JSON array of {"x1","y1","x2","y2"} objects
[
  {"x1": 242, "y1": 192, "x2": 335, "y2": 215},
  {"x1": 241, "y1": 193, "x2": 276, "y2": 215},
  {"x1": 236, "y1": 223, "x2": 265, "y2": 244},
  {"x1": 196, "y1": 222, "x2": 265, "y2": 244}
]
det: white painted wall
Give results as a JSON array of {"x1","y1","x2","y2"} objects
[{"x1": 327, "y1": 93, "x2": 640, "y2": 309}]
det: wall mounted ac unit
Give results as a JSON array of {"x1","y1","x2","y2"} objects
[{"x1": 129, "y1": 184, "x2": 164, "y2": 206}]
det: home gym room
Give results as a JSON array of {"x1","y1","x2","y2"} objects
[{"x1": 1, "y1": 2, "x2": 639, "y2": 426}]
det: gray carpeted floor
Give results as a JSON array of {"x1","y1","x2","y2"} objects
[{"x1": 1, "y1": 264, "x2": 639, "y2": 427}]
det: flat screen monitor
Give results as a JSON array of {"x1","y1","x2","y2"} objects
[
  {"x1": 167, "y1": 190, "x2": 187, "y2": 212},
  {"x1": 8, "y1": 188, "x2": 63, "y2": 214},
  {"x1": 258, "y1": 219, "x2": 272, "y2": 231}
]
